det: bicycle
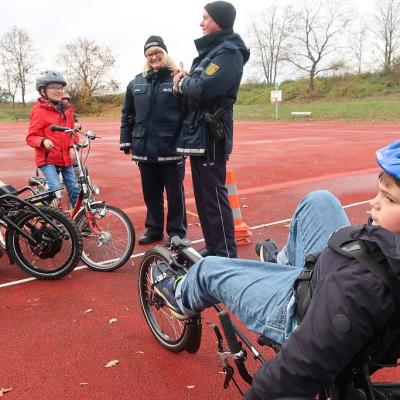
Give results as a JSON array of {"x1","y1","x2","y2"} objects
[
  {"x1": 29, "y1": 125, "x2": 135, "y2": 272},
  {"x1": 0, "y1": 181, "x2": 82, "y2": 279},
  {"x1": 138, "y1": 237, "x2": 400, "y2": 400}
]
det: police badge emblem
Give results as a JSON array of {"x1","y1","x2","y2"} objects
[{"x1": 205, "y1": 63, "x2": 220, "y2": 76}]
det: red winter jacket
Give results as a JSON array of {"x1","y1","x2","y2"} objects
[{"x1": 27, "y1": 97, "x2": 75, "y2": 167}]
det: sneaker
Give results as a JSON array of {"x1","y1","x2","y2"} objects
[
  {"x1": 255, "y1": 239, "x2": 279, "y2": 263},
  {"x1": 151, "y1": 262, "x2": 187, "y2": 320}
]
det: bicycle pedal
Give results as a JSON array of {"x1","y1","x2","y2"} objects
[{"x1": 223, "y1": 364, "x2": 234, "y2": 389}]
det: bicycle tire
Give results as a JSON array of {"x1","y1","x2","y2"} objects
[
  {"x1": 138, "y1": 249, "x2": 202, "y2": 352},
  {"x1": 0, "y1": 224, "x2": 6, "y2": 251},
  {"x1": 74, "y1": 204, "x2": 135, "y2": 271},
  {"x1": 7, "y1": 207, "x2": 82, "y2": 279}
]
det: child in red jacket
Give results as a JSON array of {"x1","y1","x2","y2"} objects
[{"x1": 27, "y1": 70, "x2": 80, "y2": 208}]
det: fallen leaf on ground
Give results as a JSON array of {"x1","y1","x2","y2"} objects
[
  {"x1": 84, "y1": 309, "x2": 93, "y2": 314},
  {"x1": 109, "y1": 318, "x2": 118, "y2": 324},
  {"x1": 79, "y1": 383, "x2": 88, "y2": 386},
  {"x1": 136, "y1": 351, "x2": 144, "y2": 354},
  {"x1": 0, "y1": 388, "x2": 12, "y2": 396},
  {"x1": 186, "y1": 385, "x2": 195, "y2": 389},
  {"x1": 241, "y1": 204, "x2": 248, "y2": 208},
  {"x1": 105, "y1": 360, "x2": 119, "y2": 368}
]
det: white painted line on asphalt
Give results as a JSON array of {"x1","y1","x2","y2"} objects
[{"x1": 0, "y1": 198, "x2": 372, "y2": 289}]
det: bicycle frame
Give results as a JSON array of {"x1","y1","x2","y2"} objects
[{"x1": 48, "y1": 126, "x2": 105, "y2": 235}]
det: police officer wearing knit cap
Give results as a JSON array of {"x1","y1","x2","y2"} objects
[
  {"x1": 120, "y1": 35, "x2": 187, "y2": 246},
  {"x1": 173, "y1": 1, "x2": 250, "y2": 258}
]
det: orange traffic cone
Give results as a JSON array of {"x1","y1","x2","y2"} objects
[{"x1": 226, "y1": 170, "x2": 252, "y2": 245}]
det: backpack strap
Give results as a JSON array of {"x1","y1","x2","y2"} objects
[
  {"x1": 328, "y1": 226, "x2": 400, "y2": 304},
  {"x1": 343, "y1": 242, "x2": 400, "y2": 305},
  {"x1": 293, "y1": 252, "x2": 321, "y2": 322}
]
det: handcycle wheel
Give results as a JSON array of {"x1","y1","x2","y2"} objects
[
  {"x1": 6, "y1": 207, "x2": 82, "y2": 279},
  {"x1": 74, "y1": 204, "x2": 135, "y2": 271},
  {"x1": 0, "y1": 222, "x2": 6, "y2": 251},
  {"x1": 139, "y1": 249, "x2": 202, "y2": 353}
]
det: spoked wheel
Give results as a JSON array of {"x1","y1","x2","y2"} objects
[
  {"x1": 0, "y1": 222, "x2": 6, "y2": 258},
  {"x1": 6, "y1": 207, "x2": 82, "y2": 279},
  {"x1": 138, "y1": 249, "x2": 202, "y2": 353},
  {"x1": 74, "y1": 204, "x2": 135, "y2": 271}
]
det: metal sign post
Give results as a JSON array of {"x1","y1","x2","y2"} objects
[{"x1": 270, "y1": 89, "x2": 282, "y2": 120}]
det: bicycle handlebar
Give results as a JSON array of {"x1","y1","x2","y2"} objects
[
  {"x1": 50, "y1": 124, "x2": 72, "y2": 132},
  {"x1": 50, "y1": 125, "x2": 100, "y2": 141}
]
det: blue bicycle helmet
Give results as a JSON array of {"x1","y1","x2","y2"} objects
[{"x1": 376, "y1": 140, "x2": 400, "y2": 179}]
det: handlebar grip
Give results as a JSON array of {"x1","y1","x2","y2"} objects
[
  {"x1": 50, "y1": 124, "x2": 69, "y2": 132},
  {"x1": 219, "y1": 311, "x2": 241, "y2": 354}
]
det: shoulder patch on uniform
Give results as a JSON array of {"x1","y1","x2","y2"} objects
[{"x1": 205, "y1": 63, "x2": 220, "y2": 76}]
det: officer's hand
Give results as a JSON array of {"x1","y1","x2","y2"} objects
[{"x1": 122, "y1": 148, "x2": 131, "y2": 155}]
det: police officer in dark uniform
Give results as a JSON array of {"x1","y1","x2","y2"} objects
[
  {"x1": 173, "y1": 1, "x2": 250, "y2": 257},
  {"x1": 120, "y1": 36, "x2": 187, "y2": 245}
]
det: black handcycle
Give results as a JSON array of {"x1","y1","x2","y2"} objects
[
  {"x1": 0, "y1": 182, "x2": 82, "y2": 279},
  {"x1": 139, "y1": 237, "x2": 400, "y2": 400},
  {"x1": 29, "y1": 125, "x2": 135, "y2": 272}
]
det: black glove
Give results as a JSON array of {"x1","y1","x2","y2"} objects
[{"x1": 120, "y1": 145, "x2": 131, "y2": 154}]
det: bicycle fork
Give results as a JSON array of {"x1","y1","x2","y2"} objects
[{"x1": 211, "y1": 308, "x2": 266, "y2": 394}]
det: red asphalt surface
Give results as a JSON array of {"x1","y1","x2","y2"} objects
[{"x1": 1, "y1": 120, "x2": 400, "y2": 399}]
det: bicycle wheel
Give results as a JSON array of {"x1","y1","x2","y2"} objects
[
  {"x1": 74, "y1": 204, "x2": 135, "y2": 271},
  {"x1": 139, "y1": 249, "x2": 202, "y2": 352},
  {"x1": 7, "y1": 207, "x2": 82, "y2": 279},
  {"x1": 0, "y1": 222, "x2": 6, "y2": 250}
]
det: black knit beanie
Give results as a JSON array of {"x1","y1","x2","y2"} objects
[
  {"x1": 204, "y1": 1, "x2": 236, "y2": 30},
  {"x1": 144, "y1": 35, "x2": 168, "y2": 54}
]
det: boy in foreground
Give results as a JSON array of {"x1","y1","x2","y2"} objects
[{"x1": 151, "y1": 140, "x2": 400, "y2": 399}]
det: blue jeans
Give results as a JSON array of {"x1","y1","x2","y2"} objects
[
  {"x1": 175, "y1": 190, "x2": 350, "y2": 344},
  {"x1": 40, "y1": 164, "x2": 80, "y2": 207}
]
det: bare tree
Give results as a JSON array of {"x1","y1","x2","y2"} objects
[
  {"x1": 374, "y1": 0, "x2": 400, "y2": 71},
  {"x1": 249, "y1": 5, "x2": 295, "y2": 84},
  {"x1": 58, "y1": 38, "x2": 117, "y2": 103},
  {"x1": 0, "y1": 26, "x2": 36, "y2": 105},
  {"x1": 286, "y1": 1, "x2": 350, "y2": 91},
  {"x1": 349, "y1": 23, "x2": 368, "y2": 75},
  {"x1": 0, "y1": 51, "x2": 19, "y2": 106}
]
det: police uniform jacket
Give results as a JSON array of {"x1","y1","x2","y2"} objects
[
  {"x1": 245, "y1": 223, "x2": 400, "y2": 399},
  {"x1": 120, "y1": 68, "x2": 183, "y2": 163},
  {"x1": 176, "y1": 30, "x2": 250, "y2": 160}
]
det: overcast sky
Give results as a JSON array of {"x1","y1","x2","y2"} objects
[{"x1": 2, "y1": 0, "x2": 375, "y2": 99}]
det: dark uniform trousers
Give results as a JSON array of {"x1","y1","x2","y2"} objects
[
  {"x1": 190, "y1": 156, "x2": 237, "y2": 258},
  {"x1": 138, "y1": 161, "x2": 187, "y2": 238}
]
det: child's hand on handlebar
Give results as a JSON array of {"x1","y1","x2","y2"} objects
[
  {"x1": 74, "y1": 122, "x2": 82, "y2": 131},
  {"x1": 42, "y1": 139, "x2": 54, "y2": 150}
]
